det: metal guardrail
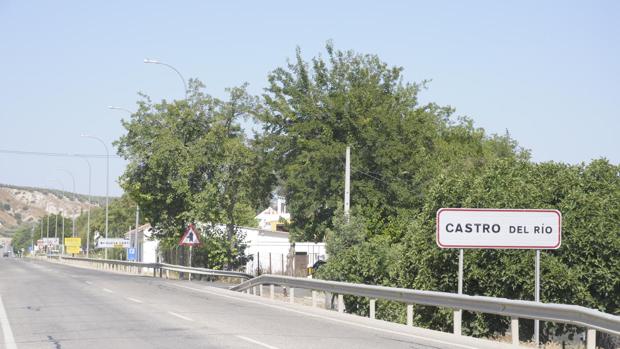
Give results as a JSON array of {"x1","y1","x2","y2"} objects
[
  {"x1": 158, "y1": 262, "x2": 254, "y2": 279},
  {"x1": 48, "y1": 255, "x2": 253, "y2": 280},
  {"x1": 50, "y1": 255, "x2": 158, "y2": 268},
  {"x1": 231, "y1": 274, "x2": 620, "y2": 347}
]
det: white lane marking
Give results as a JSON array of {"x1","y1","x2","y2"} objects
[
  {"x1": 102, "y1": 288, "x2": 114, "y2": 294},
  {"x1": 85, "y1": 281, "x2": 93, "y2": 285},
  {"x1": 126, "y1": 297, "x2": 143, "y2": 304},
  {"x1": 235, "y1": 335, "x2": 280, "y2": 349},
  {"x1": 0, "y1": 295, "x2": 18, "y2": 349},
  {"x1": 168, "y1": 311, "x2": 193, "y2": 322},
  {"x1": 169, "y1": 283, "x2": 479, "y2": 349}
]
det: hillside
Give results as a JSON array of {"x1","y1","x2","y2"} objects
[{"x1": 0, "y1": 184, "x2": 106, "y2": 236}]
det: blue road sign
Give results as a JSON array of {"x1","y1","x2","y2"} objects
[{"x1": 127, "y1": 247, "x2": 136, "y2": 261}]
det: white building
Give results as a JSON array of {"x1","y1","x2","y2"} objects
[
  {"x1": 129, "y1": 197, "x2": 327, "y2": 274},
  {"x1": 125, "y1": 224, "x2": 159, "y2": 263},
  {"x1": 255, "y1": 196, "x2": 290, "y2": 231}
]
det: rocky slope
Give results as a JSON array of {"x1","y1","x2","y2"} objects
[{"x1": 0, "y1": 184, "x2": 100, "y2": 236}]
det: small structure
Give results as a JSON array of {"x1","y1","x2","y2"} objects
[
  {"x1": 240, "y1": 226, "x2": 326, "y2": 276},
  {"x1": 125, "y1": 223, "x2": 159, "y2": 263},
  {"x1": 255, "y1": 196, "x2": 290, "y2": 231}
]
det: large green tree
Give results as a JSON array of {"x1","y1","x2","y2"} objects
[
  {"x1": 116, "y1": 80, "x2": 274, "y2": 268},
  {"x1": 258, "y1": 43, "x2": 525, "y2": 242}
]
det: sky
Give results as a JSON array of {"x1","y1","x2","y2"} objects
[{"x1": 0, "y1": 1, "x2": 618, "y2": 198}]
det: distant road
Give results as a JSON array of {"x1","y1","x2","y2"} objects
[{"x1": 0, "y1": 258, "x2": 518, "y2": 349}]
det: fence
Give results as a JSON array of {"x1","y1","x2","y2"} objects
[
  {"x1": 158, "y1": 244, "x2": 325, "y2": 277},
  {"x1": 231, "y1": 274, "x2": 620, "y2": 349},
  {"x1": 42, "y1": 255, "x2": 253, "y2": 281},
  {"x1": 245, "y1": 251, "x2": 326, "y2": 277}
]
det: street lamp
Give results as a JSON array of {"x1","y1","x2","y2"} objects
[
  {"x1": 81, "y1": 134, "x2": 109, "y2": 260},
  {"x1": 58, "y1": 169, "x2": 77, "y2": 237},
  {"x1": 144, "y1": 58, "x2": 188, "y2": 98},
  {"x1": 108, "y1": 106, "x2": 133, "y2": 114},
  {"x1": 49, "y1": 179, "x2": 65, "y2": 253},
  {"x1": 109, "y1": 106, "x2": 141, "y2": 260},
  {"x1": 76, "y1": 157, "x2": 92, "y2": 257}
]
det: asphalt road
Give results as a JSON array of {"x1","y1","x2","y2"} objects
[{"x1": 0, "y1": 257, "x2": 519, "y2": 349}]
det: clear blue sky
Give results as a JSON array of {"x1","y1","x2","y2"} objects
[{"x1": 1, "y1": 1, "x2": 618, "y2": 197}]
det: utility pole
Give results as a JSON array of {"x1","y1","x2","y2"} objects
[
  {"x1": 46, "y1": 213, "x2": 50, "y2": 255},
  {"x1": 135, "y1": 205, "x2": 140, "y2": 262},
  {"x1": 84, "y1": 158, "x2": 91, "y2": 257},
  {"x1": 30, "y1": 224, "x2": 34, "y2": 255},
  {"x1": 344, "y1": 146, "x2": 351, "y2": 223}
]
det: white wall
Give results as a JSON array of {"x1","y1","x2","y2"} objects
[{"x1": 240, "y1": 226, "x2": 327, "y2": 275}]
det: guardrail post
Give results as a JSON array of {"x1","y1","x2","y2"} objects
[
  {"x1": 406, "y1": 304, "x2": 413, "y2": 326},
  {"x1": 289, "y1": 287, "x2": 295, "y2": 304},
  {"x1": 511, "y1": 317, "x2": 519, "y2": 346},
  {"x1": 312, "y1": 291, "x2": 317, "y2": 307},
  {"x1": 259, "y1": 285, "x2": 263, "y2": 297},
  {"x1": 587, "y1": 328, "x2": 595, "y2": 349},
  {"x1": 270, "y1": 284, "x2": 274, "y2": 300},
  {"x1": 369, "y1": 299, "x2": 376, "y2": 319},
  {"x1": 153, "y1": 267, "x2": 156, "y2": 278},
  {"x1": 338, "y1": 294, "x2": 344, "y2": 313},
  {"x1": 253, "y1": 286, "x2": 257, "y2": 295},
  {"x1": 454, "y1": 309, "x2": 462, "y2": 335}
]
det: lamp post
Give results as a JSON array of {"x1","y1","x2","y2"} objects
[
  {"x1": 77, "y1": 157, "x2": 92, "y2": 257},
  {"x1": 81, "y1": 134, "x2": 109, "y2": 259},
  {"x1": 58, "y1": 169, "x2": 77, "y2": 237},
  {"x1": 109, "y1": 106, "x2": 140, "y2": 260},
  {"x1": 50, "y1": 179, "x2": 65, "y2": 254},
  {"x1": 144, "y1": 58, "x2": 188, "y2": 98}
]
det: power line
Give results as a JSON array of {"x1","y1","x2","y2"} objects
[{"x1": 0, "y1": 149, "x2": 121, "y2": 159}]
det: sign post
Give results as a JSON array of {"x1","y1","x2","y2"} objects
[
  {"x1": 535, "y1": 249, "x2": 541, "y2": 345},
  {"x1": 179, "y1": 224, "x2": 201, "y2": 281},
  {"x1": 454, "y1": 248, "x2": 464, "y2": 335},
  {"x1": 436, "y1": 208, "x2": 561, "y2": 346}
]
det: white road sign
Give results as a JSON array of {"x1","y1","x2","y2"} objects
[
  {"x1": 96, "y1": 238, "x2": 130, "y2": 249},
  {"x1": 179, "y1": 224, "x2": 200, "y2": 246},
  {"x1": 40, "y1": 238, "x2": 59, "y2": 246},
  {"x1": 436, "y1": 208, "x2": 561, "y2": 249}
]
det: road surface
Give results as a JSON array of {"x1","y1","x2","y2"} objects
[{"x1": 0, "y1": 257, "x2": 518, "y2": 349}]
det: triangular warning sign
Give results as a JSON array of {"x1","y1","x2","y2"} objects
[{"x1": 179, "y1": 224, "x2": 201, "y2": 246}]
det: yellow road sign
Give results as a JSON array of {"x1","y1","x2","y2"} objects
[
  {"x1": 66, "y1": 246, "x2": 80, "y2": 254},
  {"x1": 64, "y1": 237, "x2": 81, "y2": 247}
]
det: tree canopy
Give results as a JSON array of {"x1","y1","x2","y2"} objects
[
  {"x1": 115, "y1": 80, "x2": 274, "y2": 268},
  {"x1": 258, "y1": 43, "x2": 527, "y2": 242}
]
